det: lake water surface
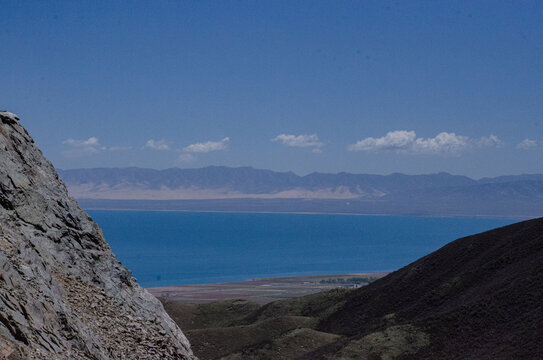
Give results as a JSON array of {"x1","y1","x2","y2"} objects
[{"x1": 87, "y1": 210, "x2": 515, "y2": 287}]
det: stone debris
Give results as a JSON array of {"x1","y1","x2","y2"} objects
[{"x1": 0, "y1": 111, "x2": 197, "y2": 359}]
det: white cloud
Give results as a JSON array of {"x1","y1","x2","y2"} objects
[
  {"x1": 348, "y1": 130, "x2": 417, "y2": 152},
  {"x1": 348, "y1": 130, "x2": 502, "y2": 156},
  {"x1": 62, "y1": 137, "x2": 104, "y2": 156},
  {"x1": 62, "y1": 137, "x2": 131, "y2": 157},
  {"x1": 63, "y1": 136, "x2": 101, "y2": 149},
  {"x1": 145, "y1": 139, "x2": 170, "y2": 151},
  {"x1": 477, "y1": 134, "x2": 503, "y2": 148},
  {"x1": 414, "y1": 132, "x2": 471, "y2": 154},
  {"x1": 517, "y1": 138, "x2": 537, "y2": 150},
  {"x1": 183, "y1": 137, "x2": 230, "y2": 153},
  {"x1": 177, "y1": 153, "x2": 196, "y2": 163},
  {"x1": 271, "y1": 134, "x2": 324, "y2": 152}
]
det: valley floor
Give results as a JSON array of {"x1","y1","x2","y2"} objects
[{"x1": 148, "y1": 273, "x2": 386, "y2": 304}]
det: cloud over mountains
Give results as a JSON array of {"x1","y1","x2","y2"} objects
[
  {"x1": 182, "y1": 137, "x2": 230, "y2": 153},
  {"x1": 348, "y1": 131, "x2": 502, "y2": 155},
  {"x1": 63, "y1": 130, "x2": 534, "y2": 162},
  {"x1": 272, "y1": 134, "x2": 323, "y2": 153},
  {"x1": 62, "y1": 137, "x2": 132, "y2": 157},
  {"x1": 177, "y1": 137, "x2": 230, "y2": 163},
  {"x1": 62, "y1": 137, "x2": 103, "y2": 155},
  {"x1": 145, "y1": 139, "x2": 170, "y2": 151},
  {"x1": 517, "y1": 139, "x2": 537, "y2": 150}
]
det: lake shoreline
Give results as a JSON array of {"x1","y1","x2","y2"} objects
[
  {"x1": 89, "y1": 210, "x2": 515, "y2": 288},
  {"x1": 83, "y1": 206, "x2": 524, "y2": 220},
  {"x1": 147, "y1": 273, "x2": 389, "y2": 304}
]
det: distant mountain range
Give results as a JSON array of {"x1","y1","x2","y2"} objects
[{"x1": 58, "y1": 166, "x2": 543, "y2": 217}]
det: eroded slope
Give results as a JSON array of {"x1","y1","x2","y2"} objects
[{"x1": 0, "y1": 111, "x2": 196, "y2": 359}]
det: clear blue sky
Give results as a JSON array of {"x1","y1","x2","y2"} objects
[{"x1": 1, "y1": 0, "x2": 542, "y2": 178}]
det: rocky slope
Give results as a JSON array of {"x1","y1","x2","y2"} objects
[
  {"x1": 0, "y1": 111, "x2": 196, "y2": 359},
  {"x1": 165, "y1": 217, "x2": 543, "y2": 359}
]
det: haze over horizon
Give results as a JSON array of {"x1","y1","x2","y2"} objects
[
  {"x1": 57, "y1": 164, "x2": 543, "y2": 180},
  {"x1": 2, "y1": 1, "x2": 542, "y2": 178}
]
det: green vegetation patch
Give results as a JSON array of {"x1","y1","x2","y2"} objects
[
  {"x1": 187, "y1": 315, "x2": 316, "y2": 359},
  {"x1": 160, "y1": 298, "x2": 261, "y2": 330},
  {"x1": 248, "y1": 288, "x2": 353, "y2": 324},
  {"x1": 220, "y1": 328, "x2": 341, "y2": 360},
  {"x1": 329, "y1": 324, "x2": 430, "y2": 360}
]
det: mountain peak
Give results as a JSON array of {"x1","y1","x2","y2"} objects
[{"x1": 0, "y1": 111, "x2": 19, "y2": 123}]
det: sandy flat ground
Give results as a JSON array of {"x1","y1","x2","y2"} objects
[{"x1": 147, "y1": 273, "x2": 388, "y2": 304}]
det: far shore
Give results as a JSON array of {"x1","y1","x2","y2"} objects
[
  {"x1": 82, "y1": 206, "x2": 524, "y2": 220},
  {"x1": 147, "y1": 273, "x2": 389, "y2": 304}
]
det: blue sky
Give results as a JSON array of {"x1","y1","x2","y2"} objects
[{"x1": 1, "y1": 1, "x2": 542, "y2": 178}]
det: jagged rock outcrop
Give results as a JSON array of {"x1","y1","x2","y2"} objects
[{"x1": 0, "y1": 111, "x2": 196, "y2": 359}]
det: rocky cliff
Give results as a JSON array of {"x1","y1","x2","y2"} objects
[{"x1": 0, "y1": 111, "x2": 196, "y2": 359}]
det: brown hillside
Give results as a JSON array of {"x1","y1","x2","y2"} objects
[
  {"x1": 316, "y1": 217, "x2": 543, "y2": 359},
  {"x1": 164, "y1": 217, "x2": 543, "y2": 359}
]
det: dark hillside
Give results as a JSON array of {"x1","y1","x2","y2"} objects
[
  {"x1": 164, "y1": 217, "x2": 543, "y2": 359},
  {"x1": 316, "y1": 217, "x2": 543, "y2": 359}
]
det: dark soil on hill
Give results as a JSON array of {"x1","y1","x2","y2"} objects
[{"x1": 162, "y1": 217, "x2": 543, "y2": 359}]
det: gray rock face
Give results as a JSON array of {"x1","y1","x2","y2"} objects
[{"x1": 0, "y1": 111, "x2": 196, "y2": 359}]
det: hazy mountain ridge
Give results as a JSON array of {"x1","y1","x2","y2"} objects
[
  {"x1": 58, "y1": 166, "x2": 539, "y2": 198},
  {"x1": 59, "y1": 167, "x2": 543, "y2": 217}
]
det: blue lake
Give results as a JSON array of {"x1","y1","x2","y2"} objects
[{"x1": 87, "y1": 210, "x2": 515, "y2": 287}]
